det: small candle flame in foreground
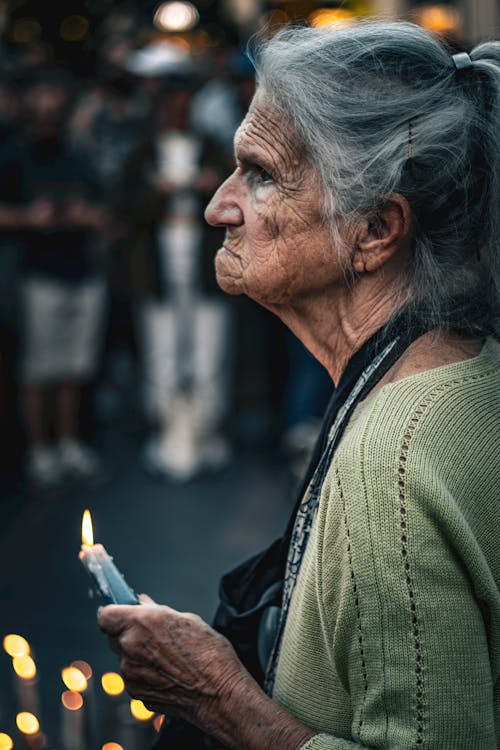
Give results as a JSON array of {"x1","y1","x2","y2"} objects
[
  {"x1": 62, "y1": 667, "x2": 87, "y2": 693},
  {"x1": 13, "y1": 655, "x2": 36, "y2": 680},
  {"x1": 71, "y1": 660, "x2": 92, "y2": 680},
  {"x1": 101, "y1": 672, "x2": 124, "y2": 696},
  {"x1": 82, "y1": 510, "x2": 94, "y2": 546},
  {"x1": 3, "y1": 634, "x2": 30, "y2": 658},
  {"x1": 61, "y1": 690, "x2": 84, "y2": 711},
  {"x1": 130, "y1": 699, "x2": 154, "y2": 722},
  {"x1": 153, "y1": 715, "x2": 165, "y2": 732},
  {"x1": 16, "y1": 712, "x2": 39, "y2": 735}
]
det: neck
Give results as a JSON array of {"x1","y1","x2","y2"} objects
[{"x1": 269, "y1": 274, "x2": 404, "y2": 387}]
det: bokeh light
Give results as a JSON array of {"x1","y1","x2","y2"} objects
[
  {"x1": 308, "y1": 8, "x2": 356, "y2": 28},
  {"x1": 12, "y1": 17, "x2": 42, "y2": 43},
  {"x1": 71, "y1": 660, "x2": 93, "y2": 680},
  {"x1": 60, "y1": 15, "x2": 90, "y2": 42},
  {"x1": 101, "y1": 672, "x2": 125, "y2": 696},
  {"x1": 413, "y1": 4, "x2": 461, "y2": 34},
  {"x1": 3, "y1": 634, "x2": 30, "y2": 657},
  {"x1": 153, "y1": 714, "x2": 165, "y2": 732},
  {"x1": 153, "y1": 2, "x2": 199, "y2": 32},
  {"x1": 102, "y1": 744, "x2": 123, "y2": 750},
  {"x1": 13, "y1": 655, "x2": 36, "y2": 679},
  {"x1": 16, "y1": 712, "x2": 39, "y2": 735},
  {"x1": 61, "y1": 691, "x2": 84, "y2": 711},
  {"x1": 130, "y1": 699, "x2": 154, "y2": 721},
  {"x1": 61, "y1": 667, "x2": 87, "y2": 693},
  {"x1": 0, "y1": 734, "x2": 13, "y2": 750}
]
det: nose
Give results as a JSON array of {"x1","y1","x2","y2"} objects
[{"x1": 204, "y1": 173, "x2": 243, "y2": 228}]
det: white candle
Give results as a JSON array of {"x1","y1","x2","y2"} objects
[{"x1": 79, "y1": 510, "x2": 137, "y2": 605}]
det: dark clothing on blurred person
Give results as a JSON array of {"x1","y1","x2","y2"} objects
[
  {"x1": 110, "y1": 134, "x2": 226, "y2": 301},
  {"x1": 0, "y1": 135, "x2": 100, "y2": 281}
]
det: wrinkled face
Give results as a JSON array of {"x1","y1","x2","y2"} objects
[{"x1": 204, "y1": 92, "x2": 341, "y2": 307}]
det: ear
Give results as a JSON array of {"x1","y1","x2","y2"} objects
[{"x1": 352, "y1": 194, "x2": 411, "y2": 274}]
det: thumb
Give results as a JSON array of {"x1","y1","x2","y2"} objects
[{"x1": 138, "y1": 593, "x2": 156, "y2": 605}]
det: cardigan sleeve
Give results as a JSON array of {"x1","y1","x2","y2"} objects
[{"x1": 296, "y1": 398, "x2": 497, "y2": 749}]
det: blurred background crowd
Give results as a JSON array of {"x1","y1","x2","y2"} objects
[{"x1": 0, "y1": 0, "x2": 496, "y2": 495}]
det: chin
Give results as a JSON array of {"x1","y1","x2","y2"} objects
[{"x1": 215, "y1": 270, "x2": 244, "y2": 296}]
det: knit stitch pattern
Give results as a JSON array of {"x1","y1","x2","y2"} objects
[{"x1": 273, "y1": 339, "x2": 500, "y2": 749}]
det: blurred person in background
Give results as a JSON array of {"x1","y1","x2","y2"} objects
[
  {"x1": 0, "y1": 71, "x2": 106, "y2": 489},
  {"x1": 111, "y1": 78, "x2": 233, "y2": 481},
  {"x1": 190, "y1": 45, "x2": 244, "y2": 155},
  {"x1": 70, "y1": 35, "x2": 149, "y2": 192}
]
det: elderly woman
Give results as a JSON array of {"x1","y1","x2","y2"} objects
[{"x1": 98, "y1": 22, "x2": 500, "y2": 749}]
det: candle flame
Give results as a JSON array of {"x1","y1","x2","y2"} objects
[{"x1": 82, "y1": 509, "x2": 94, "y2": 546}]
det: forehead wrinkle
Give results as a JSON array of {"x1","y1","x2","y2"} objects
[{"x1": 236, "y1": 107, "x2": 302, "y2": 175}]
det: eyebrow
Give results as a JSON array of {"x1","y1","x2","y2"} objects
[{"x1": 235, "y1": 145, "x2": 280, "y2": 176}]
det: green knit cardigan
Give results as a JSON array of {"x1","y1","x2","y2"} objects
[{"x1": 273, "y1": 338, "x2": 500, "y2": 749}]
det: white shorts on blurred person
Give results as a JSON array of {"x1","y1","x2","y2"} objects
[
  {"x1": 20, "y1": 275, "x2": 106, "y2": 384},
  {"x1": 139, "y1": 296, "x2": 233, "y2": 481}
]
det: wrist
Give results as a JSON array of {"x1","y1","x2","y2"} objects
[{"x1": 203, "y1": 668, "x2": 316, "y2": 750}]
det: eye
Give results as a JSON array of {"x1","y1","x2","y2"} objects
[
  {"x1": 247, "y1": 165, "x2": 274, "y2": 186},
  {"x1": 255, "y1": 166, "x2": 273, "y2": 183}
]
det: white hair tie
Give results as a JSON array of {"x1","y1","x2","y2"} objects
[{"x1": 452, "y1": 52, "x2": 473, "y2": 71}]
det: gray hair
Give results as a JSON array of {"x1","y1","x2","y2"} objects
[{"x1": 251, "y1": 22, "x2": 500, "y2": 335}]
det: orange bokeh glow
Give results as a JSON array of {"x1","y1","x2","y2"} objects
[
  {"x1": 62, "y1": 667, "x2": 87, "y2": 693},
  {"x1": 102, "y1": 744, "x2": 123, "y2": 750},
  {"x1": 71, "y1": 660, "x2": 93, "y2": 680},
  {"x1": 153, "y1": 714, "x2": 165, "y2": 732},
  {"x1": 61, "y1": 691, "x2": 84, "y2": 711},
  {"x1": 13, "y1": 655, "x2": 36, "y2": 679},
  {"x1": 130, "y1": 699, "x2": 154, "y2": 721},
  {"x1": 101, "y1": 672, "x2": 124, "y2": 696},
  {"x1": 308, "y1": 8, "x2": 356, "y2": 28},
  {"x1": 3, "y1": 634, "x2": 30, "y2": 657},
  {"x1": 16, "y1": 712, "x2": 39, "y2": 735}
]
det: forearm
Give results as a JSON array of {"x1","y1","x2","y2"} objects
[{"x1": 202, "y1": 670, "x2": 316, "y2": 750}]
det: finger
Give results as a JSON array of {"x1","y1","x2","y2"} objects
[{"x1": 97, "y1": 604, "x2": 138, "y2": 635}]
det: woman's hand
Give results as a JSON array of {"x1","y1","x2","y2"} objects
[
  {"x1": 98, "y1": 596, "x2": 316, "y2": 750},
  {"x1": 97, "y1": 596, "x2": 249, "y2": 728}
]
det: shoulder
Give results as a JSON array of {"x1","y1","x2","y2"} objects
[
  {"x1": 320, "y1": 338, "x2": 500, "y2": 562},
  {"x1": 338, "y1": 337, "x2": 500, "y2": 467},
  {"x1": 321, "y1": 338, "x2": 500, "y2": 530}
]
